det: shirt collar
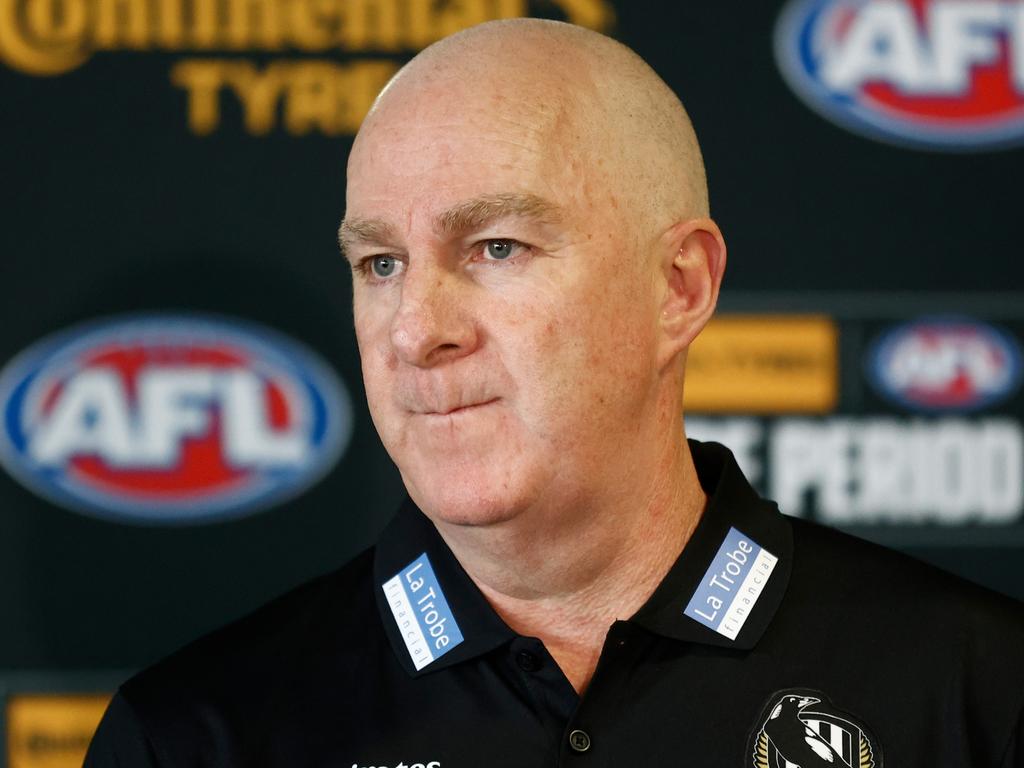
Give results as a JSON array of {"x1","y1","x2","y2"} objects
[
  {"x1": 373, "y1": 440, "x2": 793, "y2": 675},
  {"x1": 629, "y1": 440, "x2": 793, "y2": 650},
  {"x1": 373, "y1": 497, "x2": 515, "y2": 677}
]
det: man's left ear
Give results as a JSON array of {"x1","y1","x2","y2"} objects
[{"x1": 658, "y1": 218, "x2": 727, "y2": 368}]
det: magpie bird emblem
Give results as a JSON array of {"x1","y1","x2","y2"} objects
[{"x1": 749, "y1": 688, "x2": 880, "y2": 768}]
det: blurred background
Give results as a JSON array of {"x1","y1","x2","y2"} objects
[{"x1": 1, "y1": 0, "x2": 1022, "y2": 764}]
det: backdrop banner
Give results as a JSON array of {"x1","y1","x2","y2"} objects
[{"x1": 2, "y1": 1, "x2": 1021, "y2": 761}]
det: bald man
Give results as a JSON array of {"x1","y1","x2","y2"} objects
[{"x1": 86, "y1": 19, "x2": 1024, "y2": 768}]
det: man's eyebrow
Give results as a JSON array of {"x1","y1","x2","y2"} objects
[
  {"x1": 338, "y1": 193, "x2": 562, "y2": 258},
  {"x1": 436, "y1": 193, "x2": 563, "y2": 236},
  {"x1": 337, "y1": 217, "x2": 397, "y2": 259}
]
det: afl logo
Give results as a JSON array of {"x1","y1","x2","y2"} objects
[
  {"x1": 867, "y1": 318, "x2": 1023, "y2": 411},
  {"x1": 774, "y1": 0, "x2": 1024, "y2": 150},
  {"x1": 0, "y1": 315, "x2": 353, "y2": 525}
]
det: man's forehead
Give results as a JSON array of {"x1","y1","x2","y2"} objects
[
  {"x1": 341, "y1": 38, "x2": 634, "y2": 247},
  {"x1": 344, "y1": 100, "x2": 591, "y2": 245},
  {"x1": 351, "y1": 101, "x2": 575, "y2": 179}
]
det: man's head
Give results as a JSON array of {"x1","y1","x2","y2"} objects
[{"x1": 340, "y1": 19, "x2": 726, "y2": 532}]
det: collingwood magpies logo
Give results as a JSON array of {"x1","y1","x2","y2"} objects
[{"x1": 749, "y1": 689, "x2": 881, "y2": 768}]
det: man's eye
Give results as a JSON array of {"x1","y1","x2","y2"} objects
[
  {"x1": 370, "y1": 256, "x2": 398, "y2": 277},
  {"x1": 483, "y1": 240, "x2": 520, "y2": 260}
]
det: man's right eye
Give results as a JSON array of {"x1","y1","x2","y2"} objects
[
  {"x1": 357, "y1": 255, "x2": 403, "y2": 281},
  {"x1": 371, "y1": 256, "x2": 398, "y2": 277}
]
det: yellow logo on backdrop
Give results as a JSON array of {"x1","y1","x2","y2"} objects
[
  {"x1": 685, "y1": 315, "x2": 838, "y2": 414},
  {"x1": 0, "y1": 0, "x2": 615, "y2": 135},
  {"x1": 6, "y1": 694, "x2": 110, "y2": 768}
]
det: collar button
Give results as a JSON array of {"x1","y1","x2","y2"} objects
[{"x1": 515, "y1": 650, "x2": 541, "y2": 672}]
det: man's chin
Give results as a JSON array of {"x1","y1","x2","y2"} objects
[{"x1": 403, "y1": 475, "x2": 530, "y2": 529}]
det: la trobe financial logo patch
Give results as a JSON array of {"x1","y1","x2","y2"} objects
[
  {"x1": 775, "y1": 0, "x2": 1024, "y2": 150},
  {"x1": 0, "y1": 315, "x2": 352, "y2": 524}
]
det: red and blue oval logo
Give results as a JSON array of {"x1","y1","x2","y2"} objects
[
  {"x1": 0, "y1": 315, "x2": 352, "y2": 525},
  {"x1": 775, "y1": 0, "x2": 1024, "y2": 150},
  {"x1": 868, "y1": 318, "x2": 1023, "y2": 411}
]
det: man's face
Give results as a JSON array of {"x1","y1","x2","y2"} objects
[{"x1": 343, "y1": 76, "x2": 662, "y2": 528}]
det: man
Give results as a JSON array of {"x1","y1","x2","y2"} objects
[{"x1": 86, "y1": 19, "x2": 1024, "y2": 768}]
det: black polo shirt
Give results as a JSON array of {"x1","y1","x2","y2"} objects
[{"x1": 85, "y1": 441, "x2": 1024, "y2": 767}]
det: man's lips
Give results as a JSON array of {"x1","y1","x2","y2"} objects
[{"x1": 416, "y1": 397, "x2": 500, "y2": 416}]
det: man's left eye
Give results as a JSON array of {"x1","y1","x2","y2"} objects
[{"x1": 483, "y1": 240, "x2": 520, "y2": 260}]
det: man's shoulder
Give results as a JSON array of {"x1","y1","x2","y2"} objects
[
  {"x1": 787, "y1": 515, "x2": 1024, "y2": 643},
  {"x1": 118, "y1": 547, "x2": 384, "y2": 739}
]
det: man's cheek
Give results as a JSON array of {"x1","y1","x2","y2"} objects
[{"x1": 361, "y1": 364, "x2": 400, "y2": 437}]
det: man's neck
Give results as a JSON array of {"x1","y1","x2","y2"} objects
[{"x1": 433, "y1": 437, "x2": 707, "y2": 694}]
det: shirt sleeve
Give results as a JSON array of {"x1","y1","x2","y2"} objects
[{"x1": 83, "y1": 692, "x2": 164, "y2": 768}]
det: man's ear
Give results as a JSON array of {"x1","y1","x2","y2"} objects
[{"x1": 657, "y1": 218, "x2": 727, "y2": 370}]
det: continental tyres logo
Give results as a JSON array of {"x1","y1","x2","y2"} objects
[
  {"x1": 6, "y1": 693, "x2": 110, "y2": 768},
  {"x1": 685, "y1": 315, "x2": 838, "y2": 414},
  {"x1": 0, "y1": 0, "x2": 615, "y2": 135}
]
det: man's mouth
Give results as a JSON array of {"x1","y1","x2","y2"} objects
[{"x1": 421, "y1": 398, "x2": 500, "y2": 416}]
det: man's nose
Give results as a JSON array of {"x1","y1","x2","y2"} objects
[{"x1": 390, "y1": 263, "x2": 478, "y2": 368}]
